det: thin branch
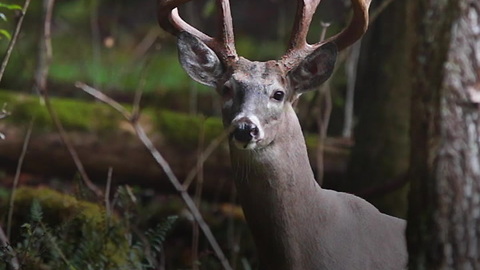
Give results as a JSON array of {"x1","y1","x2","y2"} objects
[
  {"x1": 0, "y1": 103, "x2": 10, "y2": 140},
  {"x1": 315, "y1": 21, "x2": 333, "y2": 185},
  {"x1": 7, "y1": 119, "x2": 34, "y2": 239},
  {"x1": 29, "y1": 0, "x2": 102, "y2": 197},
  {"x1": 105, "y1": 167, "x2": 113, "y2": 219},
  {"x1": 134, "y1": 121, "x2": 232, "y2": 270},
  {"x1": 320, "y1": 22, "x2": 331, "y2": 42},
  {"x1": 76, "y1": 82, "x2": 233, "y2": 270},
  {"x1": 89, "y1": 0, "x2": 102, "y2": 89},
  {"x1": 315, "y1": 83, "x2": 332, "y2": 185},
  {"x1": 191, "y1": 120, "x2": 206, "y2": 270},
  {"x1": 75, "y1": 82, "x2": 131, "y2": 119},
  {"x1": 33, "y1": 0, "x2": 56, "y2": 96},
  {"x1": 182, "y1": 127, "x2": 231, "y2": 189},
  {"x1": 342, "y1": 41, "x2": 362, "y2": 138},
  {"x1": 369, "y1": 0, "x2": 396, "y2": 24},
  {"x1": 42, "y1": 95, "x2": 103, "y2": 197},
  {"x1": 0, "y1": 0, "x2": 32, "y2": 82},
  {"x1": 0, "y1": 224, "x2": 19, "y2": 270}
]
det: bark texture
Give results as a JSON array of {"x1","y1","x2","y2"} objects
[{"x1": 407, "y1": 0, "x2": 480, "y2": 269}]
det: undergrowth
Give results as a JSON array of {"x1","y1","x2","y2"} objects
[{"x1": 0, "y1": 186, "x2": 177, "y2": 270}]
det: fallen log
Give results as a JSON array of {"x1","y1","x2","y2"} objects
[{"x1": 0, "y1": 91, "x2": 350, "y2": 199}]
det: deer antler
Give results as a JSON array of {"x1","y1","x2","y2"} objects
[
  {"x1": 157, "y1": 0, "x2": 238, "y2": 64},
  {"x1": 282, "y1": 0, "x2": 371, "y2": 69}
]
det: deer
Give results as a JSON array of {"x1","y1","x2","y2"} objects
[{"x1": 157, "y1": 0, "x2": 407, "y2": 269}]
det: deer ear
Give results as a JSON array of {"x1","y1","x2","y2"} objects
[
  {"x1": 288, "y1": 42, "x2": 337, "y2": 93},
  {"x1": 177, "y1": 32, "x2": 224, "y2": 87}
]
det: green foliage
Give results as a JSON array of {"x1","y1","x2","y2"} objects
[
  {"x1": 0, "y1": 90, "x2": 122, "y2": 131},
  {"x1": 0, "y1": 187, "x2": 178, "y2": 270},
  {"x1": 132, "y1": 216, "x2": 178, "y2": 269},
  {"x1": 155, "y1": 110, "x2": 224, "y2": 148},
  {"x1": 0, "y1": 2, "x2": 21, "y2": 40}
]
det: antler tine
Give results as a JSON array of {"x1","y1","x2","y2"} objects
[
  {"x1": 158, "y1": 0, "x2": 210, "y2": 41},
  {"x1": 283, "y1": 0, "x2": 371, "y2": 69},
  {"x1": 157, "y1": 0, "x2": 237, "y2": 63},
  {"x1": 321, "y1": 0, "x2": 371, "y2": 51},
  {"x1": 287, "y1": 0, "x2": 322, "y2": 52},
  {"x1": 216, "y1": 0, "x2": 237, "y2": 60}
]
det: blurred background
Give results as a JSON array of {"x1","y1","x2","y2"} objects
[{"x1": 0, "y1": 0, "x2": 413, "y2": 269}]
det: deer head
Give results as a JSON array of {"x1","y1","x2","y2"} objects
[
  {"x1": 157, "y1": 0, "x2": 371, "y2": 151},
  {"x1": 156, "y1": 4, "x2": 411, "y2": 270}
]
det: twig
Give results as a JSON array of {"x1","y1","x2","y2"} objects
[
  {"x1": 7, "y1": 119, "x2": 34, "y2": 239},
  {"x1": 0, "y1": 223, "x2": 19, "y2": 270},
  {"x1": 33, "y1": 0, "x2": 55, "y2": 96},
  {"x1": 42, "y1": 96, "x2": 103, "y2": 197},
  {"x1": 0, "y1": 0, "x2": 32, "y2": 82},
  {"x1": 40, "y1": 222, "x2": 77, "y2": 270},
  {"x1": 315, "y1": 82, "x2": 332, "y2": 185},
  {"x1": 315, "y1": 21, "x2": 333, "y2": 185},
  {"x1": 0, "y1": 103, "x2": 10, "y2": 140},
  {"x1": 369, "y1": 0, "x2": 396, "y2": 24},
  {"x1": 342, "y1": 41, "x2": 361, "y2": 138},
  {"x1": 191, "y1": 120, "x2": 205, "y2": 270},
  {"x1": 320, "y1": 22, "x2": 331, "y2": 42},
  {"x1": 0, "y1": 103, "x2": 10, "y2": 120},
  {"x1": 89, "y1": 0, "x2": 102, "y2": 89},
  {"x1": 75, "y1": 82, "x2": 233, "y2": 270},
  {"x1": 338, "y1": 0, "x2": 395, "y2": 138},
  {"x1": 182, "y1": 127, "x2": 231, "y2": 189},
  {"x1": 75, "y1": 82, "x2": 131, "y2": 119},
  {"x1": 105, "y1": 167, "x2": 113, "y2": 220},
  {"x1": 31, "y1": 0, "x2": 102, "y2": 198},
  {"x1": 135, "y1": 121, "x2": 232, "y2": 270}
]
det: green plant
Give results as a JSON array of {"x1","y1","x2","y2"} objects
[
  {"x1": 0, "y1": 187, "x2": 178, "y2": 270},
  {"x1": 0, "y1": 3, "x2": 21, "y2": 40}
]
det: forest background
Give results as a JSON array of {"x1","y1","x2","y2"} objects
[{"x1": 0, "y1": 0, "x2": 478, "y2": 269}]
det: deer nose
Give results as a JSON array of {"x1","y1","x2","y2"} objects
[{"x1": 233, "y1": 122, "x2": 259, "y2": 143}]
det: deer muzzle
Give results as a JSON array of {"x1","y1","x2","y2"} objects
[{"x1": 231, "y1": 116, "x2": 263, "y2": 149}]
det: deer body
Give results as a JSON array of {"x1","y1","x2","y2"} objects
[
  {"x1": 157, "y1": 0, "x2": 407, "y2": 269},
  {"x1": 231, "y1": 102, "x2": 406, "y2": 270}
]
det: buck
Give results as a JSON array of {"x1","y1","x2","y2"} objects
[{"x1": 158, "y1": 0, "x2": 407, "y2": 269}]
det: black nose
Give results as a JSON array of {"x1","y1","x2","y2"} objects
[{"x1": 233, "y1": 122, "x2": 259, "y2": 143}]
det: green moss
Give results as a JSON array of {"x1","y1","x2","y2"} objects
[
  {"x1": 155, "y1": 110, "x2": 224, "y2": 148},
  {"x1": 12, "y1": 187, "x2": 104, "y2": 227},
  {"x1": 0, "y1": 90, "x2": 121, "y2": 131},
  {"x1": 5, "y1": 187, "x2": 133, "y2": 269}
]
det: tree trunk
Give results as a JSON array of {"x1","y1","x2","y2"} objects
[
  {"x1": 347, "y1": 0, "x2": 410, "y2": 217},
  {"x1": 407, "y1": 0, "x2": 480, "y2": 269}
]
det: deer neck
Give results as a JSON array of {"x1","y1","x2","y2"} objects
[{"x1": 229, "y1": 105, "x2": 323, "y2": 268}]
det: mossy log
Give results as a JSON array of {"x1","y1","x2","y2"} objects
[{"x1": 0, "y1": 90, "x2": 349, "y2": 199}]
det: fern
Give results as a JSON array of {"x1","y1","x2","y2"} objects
[
  {"x1": 29, "y1": 199, "x2": 43, "y2": 223},
  {"x1": 131, "y1": 215, "x2": 178, "y2": 269},
  {"x1": 2, "y1": 187, "x2": 179, "y2": 270}
]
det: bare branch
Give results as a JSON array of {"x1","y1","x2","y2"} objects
[
  {"x1": 33, "y1": 0, "x2": 55, "y2": 95},
  {"x1": 369, "y1": 0, "x2": 396, "y2": 24},
  {"x1": 75, "y1": 82, "x2": 132, "y2": 119},
  {"x1": 182, "y1": 127, "x2": 231, "y2": 189},
  {"x1": 76, "y1": 82, "x2": 233, "y2": 270},
  {"x1": 105, "y1": 167, "x2": 113, "y2": 219},
  {"x1": 342, "y1": 41, "x2": 362, "y2": 138},
  {"x1": 0, "y1": 0, "x2": 32, "y2": 82},
  {"x1": 0, "y1": 224, "x2": 19, "y2": 270},
  {"x1": 191, "y1": 121, "x2": 206, "y2": 270},
  {"x1": 7, "y1": 119, "x2": 34, "y2": 239},
  {"x1": 42, "y1": 95, "x2": 103, "y2": 197}
]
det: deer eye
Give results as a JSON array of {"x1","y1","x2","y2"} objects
[{"x1": 272, "y1": 90, "x2": 285, "y2": 101}]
